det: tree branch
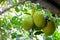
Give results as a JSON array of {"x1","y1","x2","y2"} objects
[
  {"x1": 2, "y1": 2, "x2": 20, "y2": 13},
  {"x1": 0, "y1": 1, "x2": 25, "y2": 15}
]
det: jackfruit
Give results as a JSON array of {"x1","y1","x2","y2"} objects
[
  {"x1": 42, "y1": 20, "x2": 55, "y2": 35},
  {"x1": 23, "y1": 14, "x2": 33, "y2": 30},
  {"x1": 33, "y1": 11, "x2": 46, "y2": 28}
]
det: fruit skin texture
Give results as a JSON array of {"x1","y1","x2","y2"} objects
[
  {"x1": 42, "y1": 20, "x2": 55, "y2": 35},
  {"x1": 33, "y1": 11, "x2": 46, "y2": 28},
  {"x1": 23, "y1": 14, "x2": 33, "y2": 30}
]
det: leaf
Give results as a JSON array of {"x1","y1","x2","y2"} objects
[
  {"x1": 34, "y1": 30, "x2": 44, "y2": 35},
  {"x1": 10, "y1": 16, "x2": 18, "y2": 24},
  {"x1": 45, "y1": 9, "x2": 52, "y2": 18},
  {"x1": 36, "y1": 3, "x2": 42, "y2": 10},
  {"x1": 12, "y1": 0, "x2": 17, "y2": 4},
  {"x1": 11, "y1": 32, "x2": 17, "y2": 39},
  {"x1": 52, "y1": 30, "x2": 60, "y2": 40},
  {"x1": 6, "y1": 23, "x2": 12, "y2": 30},
  {"x1": 15, "y1": 6, "x2": 20, "y2": 12},
  {"x1": 0, "y1": 28, "x2": 5, "y2": 32},
  {"x1": 23, "y1": 8, "x2": 31, "y2": 15},
  {"x1": 55, "y1": 18, "x2": 60, "y2": 28}
]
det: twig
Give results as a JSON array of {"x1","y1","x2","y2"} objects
[
  {"x1": 0, "y1": 2, "x2": 20, "y2": 15},
  {"x1": 2, "y1": 2, "x2": 20, "y2": 13},
  {"x1": 0, "y1": 1, "x2": 25, "y2": 15}
]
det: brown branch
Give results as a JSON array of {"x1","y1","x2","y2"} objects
[
  {"x1": 0, "y1": 1, "x2": 25, "y2": 15},
  {"x1": 2, "y1": 2, "x2": 20, "y2": 13}
]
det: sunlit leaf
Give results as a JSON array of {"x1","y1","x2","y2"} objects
[
  {"x1": 12, "y1": 0, "x2": 17, "y2": 4},
  {"x1": 45, "y1": 9, "x2": 52, "y2": 18},
  {"x1": 6, "y1": 23, "x2": 12, "y2": 30},
  {"x1": 15, "y1": 6, "x2": 20, "y2": 12},
  {"x1": 11, "y1": 32, "x2": 17, "y2": 39},
  {"x1": 36, "y1": 3, "x2": 42, "y2": 10}
]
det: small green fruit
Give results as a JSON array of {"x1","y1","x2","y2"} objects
[
  {"x1": 23, "y1": 14, "x2": 33, "y2": 30},
  {"x1": 42, "y1": 20, "x2": 55, "y2": 35},
  {"x1": 33, "y1": 11, "x2": 46, "y2": 28}
]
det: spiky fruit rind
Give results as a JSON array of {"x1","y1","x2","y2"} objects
[
  {"x1": 33, "y1": 11, "x2": 46, "y2": 28},
  {"x1": 43, "y1": 20, "x2": 55, "y2": 35},
  {"x1": 23, "y1": 14, "x2": 33, "y2": 30}
]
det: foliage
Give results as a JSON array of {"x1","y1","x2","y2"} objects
[{"x1": 0, "y1": 0, "x2": 60, "y2": 40}]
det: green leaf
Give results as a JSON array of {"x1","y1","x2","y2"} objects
[
  {"x1": 55, "y1": 18, "x2": 60, "y2": 28},
  {"x1": 23, "y1": 8, "x2": 30, "y2": 15},
  {"x1": 11, "y1": 32, "x2": 17, "y2": 39},
  {"x1": 10, "y1": 16, "x2": 18, "y2": 24},
  {"x1": 12, "y1": 0, "x2": 17, "y2": 4},
  {"x1": 15, "y1": 6, "x2": 20, "y2": 12},
  {"x1": 45, "y1": 36, "x2": 52, "y2": 40},
  {"x1": 45, "y1": 9, "x2": 52, "y2": 18},
  {"x1": 52, "y1": 30, "x2": 60, "y2": 40},
  {"x1": 36, "y1": 4, "x2": 42, "y2": 10},
  {"x1": 0, "y1": 28, "x2": 5, "y2": 32},
  {"x1": 6, "y1": 23, "x2": 12, "y2": 30}
]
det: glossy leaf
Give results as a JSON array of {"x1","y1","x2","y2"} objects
[
  {"x1": 11, "y1": 32, "x2": 17, "y2": 39},
  {"x1": 15, "y1": 6, "x2": 20, "y2": 12},
  {"x1": 12, "y1": 0, "x2": 17, "y2": 4}
]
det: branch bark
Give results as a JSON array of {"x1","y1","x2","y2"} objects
[
  {"x1": 0, "y1": 1, "x2": 25, "y2": 15},
  {"x1": 2, "y1": 2, "x2": 20, "y2": 13}
]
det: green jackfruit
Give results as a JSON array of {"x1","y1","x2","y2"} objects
[
  {"x1": 23, "y1": 14, "x2": 33, "y2": 30},
  {"x1": 42, "y1": 20, "x2": 55, "y2": 35},
  {"x1": 33, "y1": 11, "x2": 46, "y2": 28}
]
